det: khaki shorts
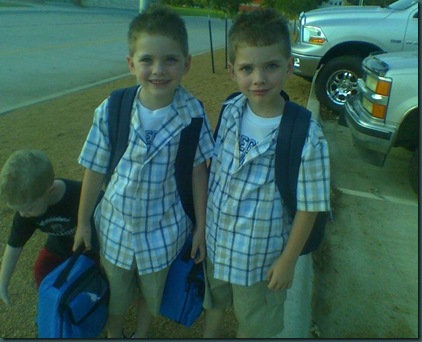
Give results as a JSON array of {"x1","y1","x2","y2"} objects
[
  {"x1": 204, "y1": 258, "x2": 287, "y2": 337},
  {"x1": 101, "y1": 254, "x2": 169, "y2": 317}
]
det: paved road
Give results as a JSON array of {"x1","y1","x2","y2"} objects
[{"x1": 0, "y1": 2, "x2": 229, "y2": 114}]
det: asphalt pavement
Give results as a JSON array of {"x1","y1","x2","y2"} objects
[
  {"x1": 282, "y1": 76, "x2": 418, "y2": 338},
  {"x1": 0, "y1": 1, "x2": 229, "y2": 114}
]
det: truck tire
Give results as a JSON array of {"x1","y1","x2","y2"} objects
[
  {"x1": 315, "y1": 56, "x2": 363, "y2": 113},
  {"x1": 409, "y1": 149, "x2": 418, "y2": 194}
]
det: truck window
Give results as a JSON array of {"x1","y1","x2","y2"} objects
[{"x1": 388, "y1": 0, "x2": 418, "y2": 10}]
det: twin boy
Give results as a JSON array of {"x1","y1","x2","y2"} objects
[{"x1": 0, "y1": 4, "x2": 330, "y2": 339}]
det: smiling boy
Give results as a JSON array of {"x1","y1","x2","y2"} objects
[
  {"x1": 203, "y1": 9, "x2": 330, "y2": 338},
  {"x1": 73, "y1": 5, "x2": 214, "y2": 338}
]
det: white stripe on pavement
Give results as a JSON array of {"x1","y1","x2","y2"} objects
[{"x1": 337, "y1": 187, "x2": 418, "y2": 207}]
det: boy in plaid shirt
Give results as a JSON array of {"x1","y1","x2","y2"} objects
[
  {"x1": 203, "y1": 9, "x2": 330, "y2": 338},
  {"x1": 73, "y1": 5, "x2": 214, "y2": 338}
]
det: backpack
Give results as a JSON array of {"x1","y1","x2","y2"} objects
[
  {"x1": 37, "y1": 247, "x2": 109, "y2": 338},
  {"x1": 159, "y1": 234, "x2": 205, "y2": 327},
  {"x1": 105, "y1": 86, "x2": 205, "y2": 326},
  {"x1": 214, "y1": 92, "x2": 327, "y2": 255},
  {"x1": 106, "y1": 86, "x2": 203, "y2": 226}
]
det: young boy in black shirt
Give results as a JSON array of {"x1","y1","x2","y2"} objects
[{"x1": 0, "y1": 149, "x2": 99, "y2": 306}]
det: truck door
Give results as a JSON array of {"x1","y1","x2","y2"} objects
[{"x1": 403, "y1": 8, "x2": 418, "y2": 51}]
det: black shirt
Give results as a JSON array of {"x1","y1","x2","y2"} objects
[{"x1": 7, "y1": 178, "x2": 99, "y2": 258}]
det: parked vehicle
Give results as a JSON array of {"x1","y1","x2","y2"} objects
[
  {"x1": 291, "y1": 0, "x2": 418, "y2": 113},
  {"x1": 344, "y1": 51, "x2": 418, "y2": 193}
]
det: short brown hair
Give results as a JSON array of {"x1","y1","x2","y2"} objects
[
  {"x1": 127, "y1": 5, "x2": 189, "y2": 57},
  {"x1": 0, "y1": 149, "x2": 54, "y2": 206},
  {"x1": 228, "y1": 8, "x2": 291, "y2": 63}
]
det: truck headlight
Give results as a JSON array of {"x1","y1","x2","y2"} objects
[
  {"x1": 362, "y1": 73, "x2": 392, "y2": 119},
  {"x1": 362, "y1": 97, "x2": 387, "y2": 119},
  {"x1": 365, "y1": 74, "x2": 392, "y2": 96},
  {"x1": 302, "y1": 25, "x2": 327, "y2": 45}
]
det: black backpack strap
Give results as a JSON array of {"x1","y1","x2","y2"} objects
[
  {"x1": 105, "y1": 86, "x2": 139, "y2": 185},
  {"x1": 175, "y1": 117, "x2": 204, "y2": 227},
  {"x1": 213, "y1": 92, "x2": 241, "y2": 140},
  {"x1": 275, "y1": 101, "x2": 311, "y2": 216},
  {"x1": 275, "y1": 101, "x2": 327, "y2": 255}
]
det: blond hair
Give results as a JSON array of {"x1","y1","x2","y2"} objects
[
  {"x1": 127, "y1": 4, "x2": 189, "y2": 57},
  {"x1": 0, "y1": 149, "x2": 54, "y2": 206},
  {"x1": 228, "y1": 8, "x2": 291, "y2": 63}
]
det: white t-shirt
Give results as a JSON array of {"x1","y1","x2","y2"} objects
[
  {"x1": 137, "y1": 101, "x2": 171, "y2": 147},
  {"x1": 239, "y1": 104, "x2": 282, "y2": 165}
]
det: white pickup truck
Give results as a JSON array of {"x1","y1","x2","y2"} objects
[
  {"x1": 344, "y1": 51, "x2": 418, "y2": 193},
  {"x1": 291, "y1": 0, "x2": 418, "y2": 112}
]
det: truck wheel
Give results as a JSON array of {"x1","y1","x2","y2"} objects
[
  {"x1": 409, "y1": 149, "x2": 418, "y2": 194},
  {"x1": 315, "y1": 56, "x2": 363, "y2": 113}
]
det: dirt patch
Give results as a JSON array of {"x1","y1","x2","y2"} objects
[{"x1": 0, "y1": 48, "x2": 313, "y2": 338}]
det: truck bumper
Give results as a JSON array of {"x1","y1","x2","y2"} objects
[
  {"x1": 291, "y1": 43, "x2": 322, "y2": 78},
  {"x1": 344, "y1": 95, "x2": 395, "y2": 167}
]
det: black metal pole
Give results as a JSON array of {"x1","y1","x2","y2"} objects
[
  {"x1": 208, "y1": 16, "x2": 215, "y2": 74},
  {"x1": 225, "y1": 14, "x2": 228, "y2": 69}
]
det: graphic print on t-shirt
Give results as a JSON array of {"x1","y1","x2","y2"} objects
[
  {"x1": 239, "y1": 104, "x2": 282, "y2": 166},
  {"x1": 138, "y1": 101, "x2": 171, "y2": 148},
  {"x1": 145, "y1": 130, "x2": 157, "y2": 146},
  {"x1": 37, "y1": 216, "x2": 75, "y2": 237},
  {"x1": 239, "y1": 134, "x2": 257, "y2": 165}
]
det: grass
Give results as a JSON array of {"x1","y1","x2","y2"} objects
[
  {"x1": 0, "y1": 2, "x2": 29, "y2": 7},
  {"x1": 0, "y1": 1, "x2": 225, "y2": 16},
  {"x1": 171, "y1": 6, "x2": 227, "y2": 19}
]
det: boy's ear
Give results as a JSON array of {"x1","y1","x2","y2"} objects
[
  {"x1": 46, "y1": 182, "x2": 55, "y2": 195},
  {"x1": 286, "y1": 56, "x2": 294, "y2": 76},
  {"x1": 228, "y1": 63, "x2": 236, "y2": 81},
  {"x1": 184, "y1": 55, "x2": 192, "y2": 74},
  {"x1": 126, "y1": 55, "x2": 136, "y2": 75}
]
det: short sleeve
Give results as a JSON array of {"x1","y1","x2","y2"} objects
[
  {"x1": 78, "y1": 98, "x2": 112, "y2": 174},
  {"x1": 296, "y1": 119, "x2": 331, "y2": 212}
]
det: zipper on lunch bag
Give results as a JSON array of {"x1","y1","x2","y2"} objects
[{"x1": 58, "y1": 266, "x2": 106, "y2": 324}]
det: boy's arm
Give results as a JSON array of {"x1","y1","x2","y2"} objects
[
  {"x1": 267, "y1": 210, "x2": 318, "y2": 291},
  {"x1": 190, "y1": 161, "x2": 208, "y2": 264},
  {"x1": 73, "y1": 169, "x2": 105, "y2": 251},
  {"x1": 0, "y1": 245, "x2": 23, "y2": 306}
]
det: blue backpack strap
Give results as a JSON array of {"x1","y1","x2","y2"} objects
[
  {"x1": 105, "y1": 86, "x2": 139, "y2": 185},
  {"x1": 175, "y1": 117, "x2": 204, "y2": 227}
]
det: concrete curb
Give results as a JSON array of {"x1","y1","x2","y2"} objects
[{"x1": 307, "y1": 72, "x2": 321, "y2": 122}]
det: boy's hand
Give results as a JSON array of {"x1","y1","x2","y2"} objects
[
  {"x1": 0, "y1": 285, "x2": 11, "y2": 306},
  {"x1": 191, "y1": 228, "x2": 206, "y2": 264},
  {"x1": 267, "y1": 254, "x2": 296, "y2": 291},
  {"x1": 72, "y1": 224, "x2": 92, "y2": 252}
]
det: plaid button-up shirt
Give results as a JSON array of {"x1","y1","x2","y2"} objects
[
  {"x1": 79, "y1": 86, "x2": 214, "y2": 275},
  {"x1": 206, "y1": 94, "x2": 330, "y2": 286}
]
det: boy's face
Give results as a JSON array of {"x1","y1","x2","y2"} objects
[
  {"x1": 229, "y1": 43, "x2": 293, "y2": 117},
  {"x1": 127, "y1": 33, "x2": 191, "y2": 110},
  {"x1": 10, "y1": 192, "x2": 50, "y2": 218}
]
